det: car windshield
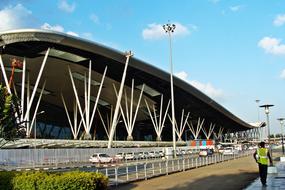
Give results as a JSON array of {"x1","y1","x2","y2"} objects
[{"x1": 100, "y1": 154, "x2": 110, "y2": 157}]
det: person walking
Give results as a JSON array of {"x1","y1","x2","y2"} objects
[{"x1": 253, "y1": 141, "x2": 273, "y2": 186}]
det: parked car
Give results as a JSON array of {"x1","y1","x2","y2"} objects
[
  {"x1": 114, "y1": 152, "x2": 125, "y2": 161},
  {"x1": 158, "y1": 150, "x2": 165, "y2": 157},
  {"x1": 199, "y1": 149, "x2": 214, "y2": 157},
  {"x1": 125, "y1": 152, "x2": 135, "y2": 160},
  {"x1": 199, "y1": 150, "x2": 208, "y2": 157},
  {"x1": 134, "y1": 152, "x2": 145, "y2": 159},
  {"x1": 223, "y1": 147, "x2": 238, "y2": 155},
  {"x1": 148, "y1": 151, "x2": 156, "y2": 158},
  {"x1": 89, "y1": 153, "x2": 113, "y2": 163}
]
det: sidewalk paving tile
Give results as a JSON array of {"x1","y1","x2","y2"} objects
[{"x1": 245, "y1": 161, "x2": 285, "y2": 190}]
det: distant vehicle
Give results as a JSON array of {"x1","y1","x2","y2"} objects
[
  {"x1": 125, "y1": 152, "x2": 135, "y2": 160},
  {"x1": 223, "y1": 147, "x2": 238, "y2": 155},
  {"x1": 134, "y1": 152, "x2": 145, "y2": 159},
  {"x1": 89, "y1": 153, "x2": 113, "y2": 163},
  {"x1": 158, "y1": 150, "x2": 165, "y2": 157},
  {"x1": 144, "y1": 152, "x2": 150, "y2": 159},
  {"x1": 199, "y1": 149, "x2": 214, "y2": 157},
  {"x1": 218, "y1": 148, "x2": 224, "y2": 154},
  {"x1": 114, "y1": 152, "x2": 125, "y2": 161},
  {"x1": 148, "y1": 151, "x2": 157, "y2": 158}
]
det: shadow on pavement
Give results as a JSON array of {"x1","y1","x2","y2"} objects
[{"x1": 111, "y1": 171, "x2": 258, "y2": 190}]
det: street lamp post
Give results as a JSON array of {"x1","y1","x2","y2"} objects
[
  {"x1": 255, "y1": 99, "x2": 261, "y2": 141},
  {"x1": 277, "y1": 118, "x2": 285, "y2": 155},
  {"x1": 163, "y1": 22, "x2": 176, "y2": 158},
  {"x1": 260, "y1": 104, "x2": 274, "y2": 156}
]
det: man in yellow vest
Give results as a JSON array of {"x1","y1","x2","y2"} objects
[{"x1": 253, "y1": 141, "x2": 273, "y2": 186}]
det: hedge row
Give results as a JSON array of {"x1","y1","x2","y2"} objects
[{"x1": 0, "y1": 170, "x2": 108, "y2": 190}]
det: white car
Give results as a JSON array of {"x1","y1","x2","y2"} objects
[
  {"x1": 125, "y1": 152, "x2": 135, "y2": 160},
  {"x1": 89, "y1": 153, "x2": 113, "y2": 163},
  {"x1": 114, "y1": 152, "x2": 125, "y2": 161},
  {"x1": 199, "y1": 150, "x2": 208, "y2": 157},
  {"x1": 223, "y1": 147, "x2": 238, "y2": 155}
]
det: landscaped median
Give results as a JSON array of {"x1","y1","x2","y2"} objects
[{"x1": 0, "y1": 170, "x2": 108, "y2": 190}]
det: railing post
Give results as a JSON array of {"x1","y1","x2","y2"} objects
[
  {"x1": 136, "y1": 164, "x2": 138, "y2": 179},
  {"x1": 183, "y1": 158, "x2": 185, "y2": 171},
  {"x1": 166, "y1": 161, "x2": 168, "y2": 175},
  {"x1": 126, "y1": 165, "x2": 129, "y2": 181},
  {"x1": 187, "y1": 157, "x2": 190, "y2": 169},
  {"x1": 115, "y1": 167, "x2": 118, "y2": 186},
  {"x1": 144, "y1": 163, "x2": 147, "y2": 180},
  {"x1": 152, "y1": 163, "x2": 155, "y2": 175},
  {"x1": 172, "y1": 160, "x2": 174, "y2": 171},
  {"x1": 159, "y1": 162, "x2": 162, "y2": 174}
]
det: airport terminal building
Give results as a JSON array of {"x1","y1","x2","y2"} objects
[{"x1": 0, "y1": 29, "x2": 257, "y2": 147}]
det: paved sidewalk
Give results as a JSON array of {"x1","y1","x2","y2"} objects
[
  {"x1": 245, "y1": 160, "x2": 285, "y2": 190},
  {"x1": 113, "y1": 156, "x2": 258, "y2": 190}
]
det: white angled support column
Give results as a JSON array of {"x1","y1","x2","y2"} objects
[
  {"x1": 108, "y1": 51, "x2": 133, "y2": 148},
  {"x1": 0, "y1": 55, "x2": 12, "y2": 94},
  {"x1": 201, "y1": 123, "x2": 216, "y2": 140},
  {"x1": 24, "y1": 48, "x2": 50, "y2": 122},
  {"x1": 168, "y1": 109, "x2": 190, "y2": 141},
  {"x1": 61, "y1": 96, "x2": 83, "y2": 139},
  {"x1": 114, "y1": 80, "x2": 144, "y2": 141},
  {"x1": 20, "y1": 58, "x2": 26, "y2": 122},
  {"x1": 145, "y1": 95, "x2": 170, "y2": 141},
  {"x1": 28, "y1": 81, "x2": 46, "y2": 136},
  {"x1": 68, "y1": 61, "x2": 107, "y2": 139},
  {"x1": 186, "y1": 117, "x2": 205, "y2": 140}
]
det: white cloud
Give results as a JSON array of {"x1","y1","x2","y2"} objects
[
  {"x1": 0, "y1": 4, "x2": 33, "y2": 31},
  {"x1": 280, "y1": 69, "x2": 285, "y2": 79},
  {"x1": 273, "y1": 14, "x2": 285, "y2": 26},
  {"x1": 66, "y1": 31, "x2": 79, "y2": 37},
  {"x1": 258, "y1": 37, "x2": 285, "y2": 55},
  {"x1": 90, "y1": 13, "x2": 99, "y2": 24},
  {"x1": 41, "y1": 23, "x2": 78, "y2": 37},
  {"x1": 142, "y1": 22, "x2": 190, "y2": 40},
  {"x1": 175, "y1": 71, "x2": 225, "y2": 100},
  {"x1": 58, "y1": 0, "x2": 75, "y2": 13},
  {"x1": 229, "y1": 5, "x2": 242, "y2": 12},
  {"x1": 41, "y1": 23, "x2": 64, "y2": 32}
]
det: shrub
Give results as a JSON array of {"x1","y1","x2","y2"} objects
[
  {"x1": 0, "y1": 171, "x2": 16, "y2": 190},
  {"x1": 0, "y1": 170, "x2": 108, "y2": 190}
]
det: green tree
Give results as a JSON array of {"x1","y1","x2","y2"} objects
[{"x1": 0, "y1": 85, "x2": 24, "y2": 147}]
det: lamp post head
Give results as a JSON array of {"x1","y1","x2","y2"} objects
[
  {"x1": 259, "y1": 104, "x2": 274, "y2": 114},
  {"x1": 255, "y1": 99, "x2": 260, "y2": 104},
  {"x1": 163, "y1": 23, "x2": 176, "y2": 33}
]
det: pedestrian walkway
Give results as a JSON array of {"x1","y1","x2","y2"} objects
[{"x1": 245, "y1": 160, "x2": 285, "y2": 190}]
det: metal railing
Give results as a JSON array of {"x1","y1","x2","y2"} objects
[{"x1": 105, "y1": 151, "x2": 252, "y2": 186}]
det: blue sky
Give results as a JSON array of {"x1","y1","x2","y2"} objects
[{"x1": 1, "y1": 0, "x2": 285, "y2": 134}]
